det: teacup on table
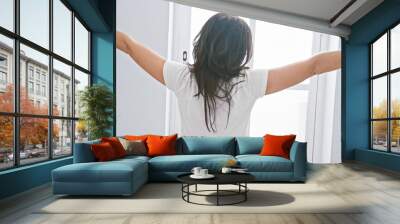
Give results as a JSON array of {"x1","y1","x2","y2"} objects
[
  {"x1": 221, "y1": 167, "x2": 232, "y2": 173},
  {"x1": 191, "y1": 167, "x2": 208, "y2": 176},
  {"x1": 199, "y1": 168, "x2": 208, "y2": 176},
  {"x1": 191, "y1": 167, "x2": 202, "y2": 176}
]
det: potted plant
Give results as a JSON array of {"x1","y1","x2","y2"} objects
[{"x1": 79, "y1": 84, "x2": 114, "y2": 140}]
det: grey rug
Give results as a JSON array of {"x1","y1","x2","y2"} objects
[{"x1": 38, "y1": 183, "x2": 362, "y2": 214}]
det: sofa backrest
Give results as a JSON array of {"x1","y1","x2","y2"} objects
[
  {"x1": 176, "y1": 136, "x2": 236, "y2": 155},
  {"x1": 74, "y1": 136, "x2": 300, "y2": 161},
  {"x1": 235, "y1": 137, "x2": 263, "y2": 155},
  {"x1": 74, "y1": 139, "x2": 100, "y2": 163}
]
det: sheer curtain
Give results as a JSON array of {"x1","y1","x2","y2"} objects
[{"x1": 306, "y1": 33, "x2": 342, "y2": 163}]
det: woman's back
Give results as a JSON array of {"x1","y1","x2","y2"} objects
[{"x1": 164, "y1": 61, "x2": 268, "y2": 136}]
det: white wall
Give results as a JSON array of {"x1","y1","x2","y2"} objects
[{"x1": 116, "y1": 0, "x2": 170, "y2": 135}]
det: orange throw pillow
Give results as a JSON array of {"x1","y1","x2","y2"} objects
[
  {"x1": 91, "y1": 142, "x2": 117, "y2": 161},
  {"x1": 260, "y1": 134, "x2": 296, "y2": 159},
  {"x1": 146, "y1": 134, "x2": 178, "y2": 157},
  {"x1": 124, "y1": 135, "x2": 149, "y2": 142},
  {"x1": 124, "y1": 135, "x2": 153, "y2": 150},
  {"x1": 101, "y1": 137, "x2": 127, "y2": 158}
]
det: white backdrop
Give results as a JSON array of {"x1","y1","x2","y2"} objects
[{"x1": 116, "y1": 1, "x2": 342, "y2": 163}]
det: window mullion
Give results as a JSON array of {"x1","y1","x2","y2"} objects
[
  {"x1": 71, "y1": 10, "x2": 76, "y2": 155},
  {"x1": 48, "y1": 0, "x2": 54, "y2": 160},
  {"x1": 370, "y1": 45, "x2": 373, "y2": 149},
  {"x1": 388, "y1": 30, "x2": 391, "y2": 152},
  {"x1": 13, "y1": 0, "x2": 21, "y2": 167}
]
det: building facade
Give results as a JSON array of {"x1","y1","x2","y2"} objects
[{"x1": 0, "y1": 41, "x2": 75, "y2": 155}]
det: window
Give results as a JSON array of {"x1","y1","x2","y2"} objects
[
  {"x1": 0, "y1": 71, "x2": 7, "y2": 84},
  {"x1": 370, "y1": 23, "x2": 400, "y2": 153},
  {"x1": 35, "y1": 84, "x2": 40, "y2": 96},
  {"x1": 0, "y1": 54, "x2": 7, "y2": 67},
  {"x1": 20, "y1": 0, "x2": 49, "y2": 49},
  {"x1": 28, "y1": 67, "x2": 34, "y2": 80},
  {"x1": 75, "y1": 18, "x2": 89, "y2": 70},
  {"x1": 35, "y1": 70, "x2": 40, "y2": 81},
  {"x1": 28, "y1": 81, "x2": 34, "y2": 94},
  {"x1": 74, "y1": 69, "x2": 89, "y2": 118},
  {"x1": 0, "y1": 116, "x2": 13, "y2": 169},
  {"x1": 0, "y1": 0, "x2": 91, "y2": 170},
  {"x1": 42, "y1": 85, "x2": 46, "y2": 97},
  {"x1": 249, "y1": 21, "x2": 315, "y2": 139},
  {"x1": 0, "y1": 35, "x2": 14, "y2": 113},
  {"x1": 53, "y1": 119, "x2": 72, "y2": 158},
  {"x1": 0, "y1": 0, "x2": 14, "y2": 32},
  {"x1": 53, "y1": 59, "x2": 72, "y2": 117},
  {"x1": 0, "y1": 53, "x2": 8, "y2": 90},
  {"x1": 53, "y1": 0, "x2": 72, "y2": 60},
  {"x1": 20, "y1": 45, "x2": 49, "y2": 116}
]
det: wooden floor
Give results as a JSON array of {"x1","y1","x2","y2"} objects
[{"x1": 1, "y1": 162, "x2": 400, "y2": 224}]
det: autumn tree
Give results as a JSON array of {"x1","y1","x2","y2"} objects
[
  {"x1": 0, "y1": 84, "x2": 60, "y2": 153},
  {"x1": 372, "y1": 99, "x2": 400, "y2": 144}
]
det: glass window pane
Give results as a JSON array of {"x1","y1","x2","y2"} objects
[
  {"x1": 0, "y1": 116, "x2": 14, "y2": 170},
  {"x1": 0, "y1": 0, "x2": 14, "y2": 31},
  {"x1": 53, "y1": 59, "x2": 72, "y2": 117},
  {"x1": 372, "y1": 77, "x2": 387, "y2": 119},
  {"x1": 253, "y1": 20, "x2": 313, "y2": 85},
  {"x1": 53, "y1": 119, "x2": 72, "y2": 157},
  {"x1": 20, "y1": 44, "x2": 49, "y2": 115},
  {"x1": 75, "y1": 120, "x2": 88, "y2": 143},
  {"x1": 372, "y1": 33, "x2": 387, "y2": 76},
  {"x1": 392, "y1": 72, "x2": 400, "y2": 118},
  {"x1": 392, "y1": 120, "x2": 400, "y2": 153},
  {"x1": 250, "y1": 89, "x2": 308, "y2": 140},
  {"x1": 74, "y1": 69, "x2": 89, "y2": 118},
  {"x1": 0, "y1": 35, "x2": 14, "y2": 112},
  {"x1": 392, "y1": 24, "x2": 400, "y2": 70},
  {"x1": 20, "y1": 117, "x2": 49, "y2": 165},
  {"x1": 75, "y1": 18, "x2": 89, "y2": 70},
  {"x1": 372, "y1": 121, "x2": 388, "y2": 151},
  {"x1": 20, "y1": 0, "x2": 49, "y2": 49},
  {"x1": 53, "y1": 0, "x2": 72, "y2": 60}
]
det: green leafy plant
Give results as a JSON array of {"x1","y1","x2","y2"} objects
[{"x1": 79, "y1": 84, "x2": 113, "y2": 140}]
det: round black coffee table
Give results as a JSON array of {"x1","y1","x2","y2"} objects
[{"x1": 177, "y1": 173, "x2": 255, "y2": 206}]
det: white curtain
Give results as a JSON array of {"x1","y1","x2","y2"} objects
[
  {"x1": 164, "y1": 3, "x2": 189, "y2": 135},
  {"x1": 306, "y1": 33, "x2": 342, "y2": 164}
]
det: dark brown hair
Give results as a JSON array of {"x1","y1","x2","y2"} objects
[{"x1": 189, "y1": 13, "x2": 253, "y2": 132}]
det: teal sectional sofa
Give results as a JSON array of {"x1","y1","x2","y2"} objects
[{"x1": 52, "y1": 136, "x2": 307, "y2": 196}]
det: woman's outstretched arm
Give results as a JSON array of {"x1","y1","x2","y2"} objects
[
  {"x1": 116, "y1": 31, "x2": 166, "y2": 84},
  {"x1": 266, "y1": 51, "x2": 341, "y2": 94}
]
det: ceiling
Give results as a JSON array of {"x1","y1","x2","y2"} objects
[
  {"x1": 169, "y1": 0, "x2": 384, "y2": 37},
  {"x1": 227, "y1": 0, "x2": 353, "y2": 24}
]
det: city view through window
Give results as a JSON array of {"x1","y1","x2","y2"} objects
[
  {"x1": 0, "y1": 0, "x2": 90, "y2": 170},
  {"x1": 371, "y1": 23, "x2": 400, "y2": 153}
]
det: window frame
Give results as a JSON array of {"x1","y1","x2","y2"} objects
[
  {"x1": 0, "y1": 0, "x2": 92, "y2": 171},
  {"x1": 370, "y1": 21, "x2": 400, "y2": 154}
]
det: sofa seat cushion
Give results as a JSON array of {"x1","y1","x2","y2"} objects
[
  {"x1": 149, "y1": 154, "x2": 235, "y2": 172},
  {"x1": 117, "y1": 155, "x2": 150, "y2": 163},
  {"x1": 236, "y1": 155, "x2": 293, "y2": 172},
  {"x1": 53, "y1": 159, "x2": 147, "y2": 183}
]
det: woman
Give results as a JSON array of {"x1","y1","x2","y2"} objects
[{"x1": 117, "y1": 13, "x2": 341, "y2": 136}]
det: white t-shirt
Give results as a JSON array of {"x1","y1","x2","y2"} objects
[{"x1": 163, "y1": 60, "x2": 268, "y2": 137}]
